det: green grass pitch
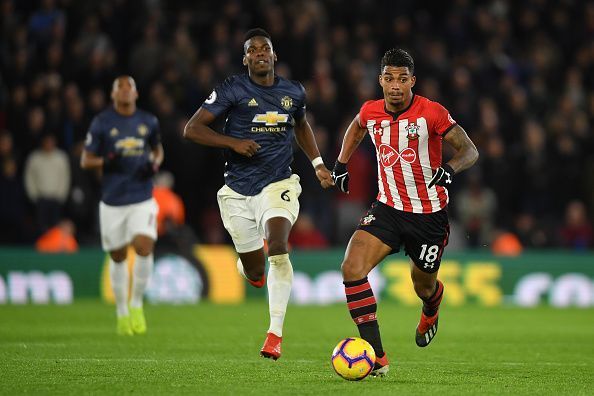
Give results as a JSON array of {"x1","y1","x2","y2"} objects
[{"x1": 1, "y1": 301, "x2": 592, "y2": 395}]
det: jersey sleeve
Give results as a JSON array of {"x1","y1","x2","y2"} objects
[
  {"x1": 294, "y1": 82, "x2": 307, "y2": 120},
  {"x1": 200, "y1": 77, "x2": 237, "y2": 117},
  {"x1": 432, "y1": 102, "x2": 457, "y2": 136},
  {"x1": 148, "y1": 115, "x2": 161, "y2": 148},
  {"x1": 358, "y1": 100, "x2": 374, "y2": 128},
  {"x1": 84, "y1": 116, "x2": 104, "y2": 155}
]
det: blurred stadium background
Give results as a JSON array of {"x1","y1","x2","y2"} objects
[
  {"x1": 0, "y1": 0, "x2": 593, "y2": 393},
  {"x1": 1, "y1": 0, "x2": 593, "y2": 250},
  {"x1": 1, "y1": 0, "x2": 594, "y2": 306}
]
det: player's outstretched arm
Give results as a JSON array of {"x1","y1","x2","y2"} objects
[
  {"x1": 428, "y1": 125, "x2": 479, "y2": 188},
  {"x1": 332, "y1": 115, "x2": 367, "y2": 193},
  {"x1": 294, "y1": 116, "x2": 333, "y2": 189},
  {"x1": 183, "y1": 107, "x2": 261, "y2": 157}
]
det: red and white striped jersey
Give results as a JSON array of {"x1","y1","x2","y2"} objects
[{"x1": 359, "y1": 94, "x2": 457, "y2": 213}]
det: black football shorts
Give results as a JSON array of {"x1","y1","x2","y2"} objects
[{"x1": 356, "y1": 201, "x2": 450, "y2": 273}]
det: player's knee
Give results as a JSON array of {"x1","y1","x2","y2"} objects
[
  {"x1": 266, "y1": 239, "x2": 288, "y2": 257},
  {"x1": 133, "y1": 243, "x2": 153, "y2": 257},
  {"x1": 132, "y1": 237, "x2": 154, "y2": 257},
  {"x1": 110, "y1": 250, "x2": 127, "y2": 263},
  {"x1": 413, "y1": 281, "x2": 435, "y2": 300},
  {"x1": 341, "y1": 259, "x2": 367, "y2": 281}
]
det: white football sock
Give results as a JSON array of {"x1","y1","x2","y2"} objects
[
  {"x1": 267, "y1": 253, "x2": 293, "y2": 337},
  {"x1": 110, "y1": 258, "x2": 129, "y2": 317},
  {"x1": 130, "y1": 253, "x2": 153, "y2": 309},
  {"x1": 237, "y1": 258, "x2": 247, "y2": 279}
]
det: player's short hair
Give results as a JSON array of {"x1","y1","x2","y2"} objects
[
  {"x1": 381, "y1": 48, "x2": 414, "y2": 74},
  {"x1": 112, "y1": 75, "x2": 136, "y2": 90},
  {"x1": 244, "y1": 28, "x2": 271, "y2": 43}
]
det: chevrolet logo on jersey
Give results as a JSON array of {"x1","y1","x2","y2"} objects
[
  {"x1": 252, "y1": 111, "x2": 289, "y2": 126},
  {"x1": 115, "y1": 137, "x2": 145, "y2": 155},
  {"x1": 251, "y1": 111, "x2": 289, "y2": 133}
]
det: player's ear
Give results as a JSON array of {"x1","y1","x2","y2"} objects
[
  {"x1": 273, "y1": 52, "x2": 277, "y2": 62},
  {"x1": 242, "y1": 55, "x2": 247, "y2": 66},
  {"x1": 410, "y1": 75, "x2": 416, "y2": 88},
  {"x1": 378, "y1": 74, "x2": 383, "y2": 87}
]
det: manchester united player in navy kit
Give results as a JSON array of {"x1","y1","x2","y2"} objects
[
  {"x1": 81, "y1": 76, "x2": 163, "y2": 336},
  {"x1": 332, "y1": 49, "x2": 479, "y2": 376},
  {"x1": 184, "y1": 28, "x2": 333, "y2": 360}
]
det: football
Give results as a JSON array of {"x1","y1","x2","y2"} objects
[{"x1": 331, "y1": 337, "x2": 376, "y2": 381}]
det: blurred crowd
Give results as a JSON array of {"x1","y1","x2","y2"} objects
[{"x1": 0, "y1": 0, "x2": 593, "y2": 250}]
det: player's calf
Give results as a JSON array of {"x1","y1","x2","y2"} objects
[
  {"x1": 343, "y1": 277, "x2": 387, "y2": 364},
  {"x1": 236, "y1": 258, "x2": 266, "y2": 288}
]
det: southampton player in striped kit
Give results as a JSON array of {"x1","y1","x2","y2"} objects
[
  {"x1": 332, "y1": 49, "x2": 479, "y2": 376},
  {"x1": 184, "y1": 28, "x2": 334, "y2": 359}
]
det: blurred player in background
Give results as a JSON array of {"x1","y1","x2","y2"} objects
[
  {"x1": 184, "y1": 28, "x2": 333, "y2": 359},
  {"x1": 81, "y1": 76, "x2": 164, "y2": 336},
  {"x1": 332, "y1": 49, "x2": 478, "y2": 375}
]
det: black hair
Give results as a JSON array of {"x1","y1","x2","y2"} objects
[
  {"x1": 244, "y1": 28, "x2": 271, "y2": 42},
  {"x1": 380, "y1": 48, "x2": 414, "y2": 74}
]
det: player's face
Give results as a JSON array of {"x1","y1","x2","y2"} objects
[
  {"x1": 379, "y1": 66, "x2": 416, "y2": 108},
  {"x1": 111, "y1": 77, "x2": 138, "y2": 105},
  {"x1": 243, "y1": 36, "x2": 276, "y2": 76}
]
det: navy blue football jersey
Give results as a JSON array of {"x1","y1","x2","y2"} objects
[
  {"x1": 85, "y1": 107, "x2": 161, "y2": 206},
  {"x1": 202, "y1": 74, "x2": 306, "y2": 196}
]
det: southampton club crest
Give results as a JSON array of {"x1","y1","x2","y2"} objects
[
  {"x1": 405, "y1": 122, "x2": 420, "y2": 140},
  {"x1": 280, "y1": 96, "x2": 293, "y2": 110},
  {"x1": 360, "y1": 214, "x2": 376, "y2": 226}
]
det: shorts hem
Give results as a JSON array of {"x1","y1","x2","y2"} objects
[
  {"x1": 101, "y1": 241, "x2": 130, "y2": 253},
  {"x1": 261, "y1": 208, "x2": 295, "y2": 227},
  {"x1": 411, "y1": 260, "x2": 440, "y2": 273},
  {"x1": 234, "y1": 239, "x2": 265, "y2": 254},
  {"x1": 356, "y1": 227, "x2": 400, "y2": 255}
]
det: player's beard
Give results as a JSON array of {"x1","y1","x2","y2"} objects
[
  {"x1": 386, "y1": 97, "x2": 403, "y2": 108},
  {"x1": 252, "y1": 65, "x2": 273, "y2": 77},
  {"x1": 385, "y1": 91, "x2": 409, "y2": 110},
  {"x1": 250, "y1": 57, "x2": 274, "y2": 76}
]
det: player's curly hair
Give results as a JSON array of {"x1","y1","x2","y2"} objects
[
  {"x1": 244, "y1": 28, "x2": 271, "y2": 42},
  {"x1": 380, "y1": 48, "x2": 414, "y2": 74}
]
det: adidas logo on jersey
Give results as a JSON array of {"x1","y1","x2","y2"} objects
[{"x1": 248, "y1": 98, "x2": 259, "y2": 106}]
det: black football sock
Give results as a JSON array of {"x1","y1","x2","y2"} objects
[
  {"x1": 344, "y1": 277, "x2": 385, "y2": 358},
  {"x1": 422, "y1": 280, "x2": 444, "y2": 317}
]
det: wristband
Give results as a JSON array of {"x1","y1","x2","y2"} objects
[{"x1": 311, "y1": 156, "x2": 324, "y2": 168}]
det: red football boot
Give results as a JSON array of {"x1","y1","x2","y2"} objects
[
  {"x1": 247, "y1": 274, "x2": 266, "y2": 288},
  {"x1": 370, "y1": 353, "x2": 389, "y2": 377},
  {"x1": 416, "y1": 310, "x2": 439, "y2": 347},
  {"x1": 236, "y1": 259, "x2": 266, "y2": 288},
  {"x1": 260, "y1": 332, "x2": 282, "y2": 360}
]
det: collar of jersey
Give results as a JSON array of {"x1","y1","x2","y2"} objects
[{"x1": 247, "y1": 74, "x2": 280, "y2": 89}]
